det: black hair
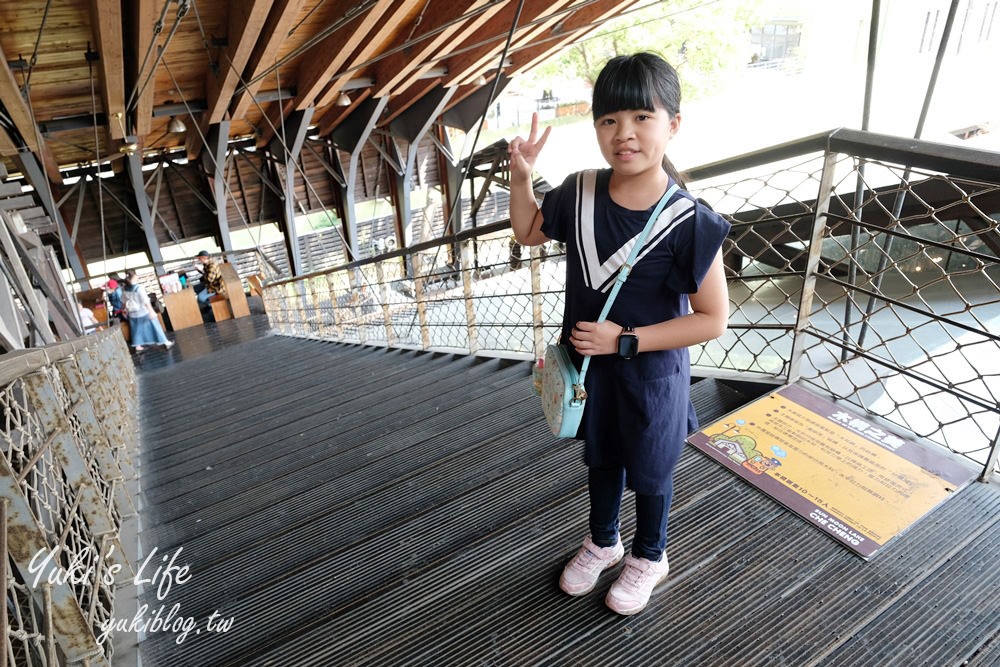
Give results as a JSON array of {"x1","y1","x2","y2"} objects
[{"x1": 592, "y1": 52, "x2": 686, "y2": 187}]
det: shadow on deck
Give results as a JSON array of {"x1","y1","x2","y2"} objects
[{"x1": 132, "y1": 317, "x2": 1000, "y2": 666}]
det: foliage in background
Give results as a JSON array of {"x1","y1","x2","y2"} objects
[{"x1": 527, "y1": 0, "x2": 767, "y2": 103}]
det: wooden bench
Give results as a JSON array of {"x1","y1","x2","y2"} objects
[
  {"x1": 209, "y1": 294, "x2": 233, "y2": 321},
  {"x1": 220, "y1": 262, "x2": 250, "y2": 318}
]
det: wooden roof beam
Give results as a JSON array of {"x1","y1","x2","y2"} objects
[
  {"x1": 90, "y1": 0, "x2": 127, "y2": 141},
  {"x1": 292, "y1": 0, "x2": 395, "y2": 111},
  {"x1": 206, "y1": 0, "x2": 274, "y2": 125},
  {"x1": 442, "y1": 0, "x2": 574, "y2": 88},
  {"x1": 0, "y1": 45, "x2": 63, "y2": 181},
  {"x1": 373, "y1": 0, "x2": 505, "y2": 99},
  {"x1": 0, "y1": 45, "x2": 39, "y2": 154},
  {"x1": 314, "y1": 0, "x2": 426, "y2": 109},
  {"x1": 230, "y1": 0, "x2": 309, "y2": 121},
  {"x1": 186, "y1": 0, "x2": 274, "y2": 159},
  {"x1": 131, "y1": 0, "x2": 159, "y2": 137},
  {"x1": 508, "y1": 0, "x2": 642, "y2": 76}
]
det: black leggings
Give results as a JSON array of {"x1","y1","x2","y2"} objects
[{"x1": 588, "y1": 466, "x2": 672, "y2": 561}]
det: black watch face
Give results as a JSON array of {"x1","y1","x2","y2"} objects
[{"x1": 618, "y1": 334, "x2": 638, "y2": 359}]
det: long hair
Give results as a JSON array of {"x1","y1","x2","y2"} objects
[{"x1": 592, "y1": 53, "x2": 686, "y2": 187}]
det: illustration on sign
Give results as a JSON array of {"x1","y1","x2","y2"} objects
[{"x1": 688, "y1": 385, "x2": 977, "y2": 558}]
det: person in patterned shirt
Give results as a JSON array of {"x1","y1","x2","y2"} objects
[{"x1": 194, "y1": 250, "x2": 226, "y2": 305}]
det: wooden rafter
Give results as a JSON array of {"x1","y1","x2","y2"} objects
[
  {"x1": 292, "y1": 0, "x2": 395, "y2": 111},
  {"x1": 186, "y1": 0, "x2": 274, "y2": 158},
  {"x1": 230, "y1": 0, "x2": 310, "y2": 120},
  {"x1": 207, "y1": 0, "x2": 275, "y2": 126},
  {"x1": 0, "y1": 128, "x2": 19, "y2": 158},
  {"x1": 0, "y1": 44, "x2": 39, "y2": 154},
  {"x1": 508, "y1": 0, "x2": 641, "y2": 76},
  {"x1": 0, "y1": 47, "x2": 64, "y2": 181},
  {"x1": 442, "y1": 0, "x2": 574, "y2": 88},
  {"x1": 131, "y1": 0, "x2": 159, "y2": 137},
  {"x1": 90, "y1": 0, "x2": 127, "y2": 140},
  {"x1": 314, "y1": 0, "x2": 425, "y2": 109},
  {"x1": 371, "y1": 0, "x2": 500, "y2": 99}
]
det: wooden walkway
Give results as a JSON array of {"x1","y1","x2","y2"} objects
[{"x1": 131, "y1": 317, "x2": 1000, "y2": 666}]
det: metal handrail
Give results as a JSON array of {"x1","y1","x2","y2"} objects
[
  {"x1": 262, "y1": 128, "x2": 1000, "y2": 482},
  {"x1": 686, "y1": 128, "x2": 1000, "y2": 182}
]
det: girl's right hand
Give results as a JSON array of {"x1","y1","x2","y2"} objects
[{"x1": 508, "y1": 112, "x2": 551, "y2": 183}]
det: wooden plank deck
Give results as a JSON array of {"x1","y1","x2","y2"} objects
[{"x1": 130, "y1": 317, "x2": 1000, "y2": 666}]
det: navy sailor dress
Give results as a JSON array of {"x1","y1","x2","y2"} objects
[{"x1": 540, "y1": 169, "x2": 731, "y2": 495}]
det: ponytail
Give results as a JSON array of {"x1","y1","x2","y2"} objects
[{"x1": 662, "y1": 155, "x2": 686, "y2": 190}]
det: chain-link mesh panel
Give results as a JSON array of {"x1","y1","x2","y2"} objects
[
  {"x1": 691, "y1": 154, "x2": 828, "y2": 375},
  {"x1": 689, "y1": 145, "x2": 1000, "y2": 477},
  {"x1": 794, "y1": 159, "x2": 1000, "y2": 470}
]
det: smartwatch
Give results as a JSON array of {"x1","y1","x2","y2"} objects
[{"x1": 617, "y1": 326, "x2": 639, "y2": 359}]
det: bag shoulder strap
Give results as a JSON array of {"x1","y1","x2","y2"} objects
[{"x1": 577, "y1": 181, "x2": 680, "y2": 386}]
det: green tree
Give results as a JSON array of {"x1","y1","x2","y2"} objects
[{"x1": 544, "y1": 0, "x2": 766, "y2": 102}]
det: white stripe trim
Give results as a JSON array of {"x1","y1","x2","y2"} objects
[{"x1": 573, "y1": 171, "x2": 694, "y2": 293}]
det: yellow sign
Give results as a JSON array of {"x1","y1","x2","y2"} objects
[{"x1": 688, "y1": 385, "x2": 976, "y2": 558}]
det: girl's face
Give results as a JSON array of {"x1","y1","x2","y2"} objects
[{"x1": 594, "y1": 104, "x2": 680, "y2": 179}]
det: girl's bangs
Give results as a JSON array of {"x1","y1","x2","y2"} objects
[{"x1": 592, "y1": 65, "x2": 656, "y2": 118}]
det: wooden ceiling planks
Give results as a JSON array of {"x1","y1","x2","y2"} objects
[
  {"x1": 0, "y1": 0, "x2": 640, "y2": 182},
  {"x1": 509, "y1": 0, "x2": 642, "y2": 77},
  {"x1": 370, "y1": 0, "x2": 494, "y2": 99},
  {"x1": 312, "y1": 0, "x2": 427, "y2": 109},
  {"x1": 184, "y1": 0, "x2": 274, "y2": 158}
]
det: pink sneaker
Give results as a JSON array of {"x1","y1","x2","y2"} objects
[
  {"x1": 559, "y1": 536, "x2": 625, "y2": 596},
  {"x1": 605, "y1": 553, "x2": 670, "y2": 615}
]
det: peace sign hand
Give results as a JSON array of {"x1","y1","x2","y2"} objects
[{"x1": 508, "y1": 112, "x2": 552, "y2": 184}]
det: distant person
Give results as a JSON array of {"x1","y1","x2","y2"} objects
[
  {"x1": 508, "y1": 53, "x2": 730, "y2": 615},
  {"x1": 121, "y1": 270, "x2": 174, "y2": 352},
  {"x1": 193, "y1": 250, "x2": 226, "y2": 306},
  {"x1": 77, "y1": 299, "x2": 99, "y2": 332},
  {"x1": 105, "y1": 277, "x2": 124, "y2": 322}
]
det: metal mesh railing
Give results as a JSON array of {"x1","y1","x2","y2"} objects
[
  {"x1": 687, "y1": 130, "x2": 1000, "y2": 481},
  {"x1": 264, "y1": 129, "x2": 1000, "y2": 481},
  {"x1": 1, "y1": 328, "x2": 137, "y2": 666},
  {"x1": 263, "y1": 223, "x2": 567, "y2": 359}
]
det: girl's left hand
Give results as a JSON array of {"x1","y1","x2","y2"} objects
[{"x1": 569, "y1": 320, "x2": 621, "y2": 356}]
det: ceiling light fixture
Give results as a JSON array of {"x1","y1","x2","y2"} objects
[
  {"x1": 475, "y1": 74, "x2": 488, "y2": 86},
  {"x1": 168, "y1": 116, "x2": 187, "y2": 133},
  {"x1": 336, "y1": 92, "x2": 352, "y2": 107}
]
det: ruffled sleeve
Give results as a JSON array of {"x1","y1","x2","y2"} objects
[{"x1": 664, "y1": 199, "x2": 731, "y2": 294}]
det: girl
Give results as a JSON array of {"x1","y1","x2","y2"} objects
[
  {"x1": 122, "y1": 270, "x2": 174, "y2": 352},
  {"x1": 508, "y1": 53, "x2": 730, "y2": 615}
]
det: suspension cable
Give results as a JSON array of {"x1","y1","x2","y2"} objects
[
  {"x1": 126, "y1": 0, "x2": 190, "y2": 118},
  {"x1": 89, "y1": 56, "x2": 108, "y2": 279},
  {"x1": 21, "y1": 0, "x2": 53, "y2": 91},
  {"x1": 125, "y1": 0, "x2": 174, "y2": 116}
]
